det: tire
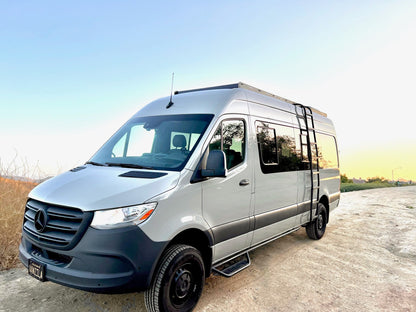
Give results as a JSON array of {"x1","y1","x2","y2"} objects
[
  {"x1": 144, "y1": 244, "x2": 205, "y2": 312},
  {"x1": 306, "y1": 203, "x2": 327, "y2": 240}
]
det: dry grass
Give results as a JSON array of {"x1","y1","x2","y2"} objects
[{"x1": 0, "y1": 177, "x2": 37, "y2": 270}]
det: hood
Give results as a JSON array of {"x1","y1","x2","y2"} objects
[{"x1": 29, "y1": 165, "x2": 180, "y2": 211}]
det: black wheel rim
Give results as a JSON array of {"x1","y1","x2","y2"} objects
[
  {"x1": 317, "y1": 213, "x2": 324, "y2": 230},
  {"x1": 316, "y1": 209, "x2": 326, "y2": 236},
  {"x1": 168, "y1": 260, "x2": 202, "y2": 309},
  {"x1": 174, "y1": 267, "x2": 193, "y2": 300}
]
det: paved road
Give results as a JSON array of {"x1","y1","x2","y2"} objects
[{"x1": 1, "y1": 186, "x2": 416, "y2": 312}]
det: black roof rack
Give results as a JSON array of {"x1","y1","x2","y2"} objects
[
  {"x1": 174, "y1": 82, "x2": 327, "y2": 117},
  {"x1": 174, "y1": 83, "x2": 240, "y2": 95}
]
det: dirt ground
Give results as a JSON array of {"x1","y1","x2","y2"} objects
[{"x1": 1, "y1": 186, "x2": 415, "y2": 312}]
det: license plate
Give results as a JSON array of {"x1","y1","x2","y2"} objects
[{"x1": 28, "y1": 259, "x2": 45, "y2": 282}]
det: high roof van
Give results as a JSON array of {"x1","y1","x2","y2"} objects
[{"x1": 20, "y1": 83, "x2": 340, "y2": 312}]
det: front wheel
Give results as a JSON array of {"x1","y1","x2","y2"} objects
[
  {"x1": 144, "y1": 244, "x2": 205, "y2": 312},
  {"x1": 306, "y1": 203, "x2": 327, "y2": 240}
]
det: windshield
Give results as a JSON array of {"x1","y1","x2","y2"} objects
[{"x1": 89, "y1": 114, "x2": 214, "y2": 171}]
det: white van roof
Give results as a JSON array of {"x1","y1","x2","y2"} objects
[{"x1": 135, "y1": 82, "x2": 328, "y2": 120}]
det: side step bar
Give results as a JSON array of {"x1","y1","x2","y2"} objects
[{"x1": 212, "y1": 253, "x2": 251, "y2": 277}]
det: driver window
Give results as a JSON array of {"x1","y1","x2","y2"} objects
[{"x1": 209, "y1": 119, "x2": 245, "y2": 169}]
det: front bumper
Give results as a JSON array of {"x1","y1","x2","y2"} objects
[{"x1": 19, "y1": 225, "x2": 167, "y2": 293}]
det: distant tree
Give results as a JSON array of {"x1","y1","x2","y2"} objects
[
  {"x1": 366, "y1": 176, "x2": 388, "y2": 183},
  {"x1": 341, "y1": 174, "x2": 352, "y2": 183}
]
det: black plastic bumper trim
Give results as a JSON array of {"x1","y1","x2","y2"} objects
[{"x1": 19, "y1": 225, "x2": 168, "y2": 293}]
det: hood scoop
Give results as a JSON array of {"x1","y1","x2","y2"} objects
[
  {"x1": 70, "y1": 166, "x2": 86, "y2": 172},
  {"x1": 119, "y1": 171, "x2": 168, "y2": 179}
]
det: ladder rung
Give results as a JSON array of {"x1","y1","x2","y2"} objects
[{"x1": 300, "y1": 128, "x2": 318, "y2": 132}]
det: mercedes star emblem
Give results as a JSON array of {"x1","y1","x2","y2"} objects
[{"x1": 34, "y1": 209, "x2": 47, "y2": 233}]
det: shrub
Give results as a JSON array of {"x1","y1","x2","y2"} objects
[{"x1": 0, "y1": 177, "x2": 36, "y2": 270}]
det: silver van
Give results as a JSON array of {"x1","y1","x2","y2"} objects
[{"x1": 19, "y1": 83, "x2": 340, "y2": 312}]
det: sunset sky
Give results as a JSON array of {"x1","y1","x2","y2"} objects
[{"x1": 1, "y1": 1, "x2": 415, "y2": 181}]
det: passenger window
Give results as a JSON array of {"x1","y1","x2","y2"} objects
[
  {"x1": 316, "y1": 134, "x2": 339, "y2": 169},
  {"x1": 256, "y1": 121, "x2": 301, "y2": 173},
  {"x1": 294, "y1": 128, "x2": 310, "y2": 170},
  {"x1": 209, "y1": 120, "x2": 245, "y2": 169},
  {"x1": 276, "y1": 125, "x2": 300, "y2": 171},
  {"x1": 257, "y1": 126, "x2": 278, "y2": 165}
]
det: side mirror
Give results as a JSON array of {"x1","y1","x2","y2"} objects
[{"x1": 201, "y1": 150, "x2": 226, "y2": 178}]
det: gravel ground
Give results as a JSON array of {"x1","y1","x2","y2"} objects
[{"x1": 1, "y1": 186, "x2": 415, "y2": 312}]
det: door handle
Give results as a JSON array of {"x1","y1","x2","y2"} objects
[{"x1": 239, "y1": 179, "x2": 250, "y2": 186}]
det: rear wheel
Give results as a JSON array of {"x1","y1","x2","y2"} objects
[
  {"x1": 306, "y1": 203, "x2": 327, "y2": 240},
  {"x1": 144, "y1": 244, "x2": 205, "y2": 312}
]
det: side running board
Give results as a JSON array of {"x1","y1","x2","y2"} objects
[{"x1": 212, "y1": 252, "x2": 251, "y2": 277}]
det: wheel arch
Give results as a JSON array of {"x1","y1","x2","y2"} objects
[
  {"x1": 319, "y1": 195, "x2": 329, "y2": 223},
  {"x1": 164, "y1": 228, "x2": 213, "y2": 278}
]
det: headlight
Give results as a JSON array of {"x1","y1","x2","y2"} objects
[{"x1": 90, "y1": 202, "x2": 157, "y2": 229}]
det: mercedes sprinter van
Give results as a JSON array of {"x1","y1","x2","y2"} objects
[{"x1": 20, "y1": 82, "x2": 340, "y2": 312}]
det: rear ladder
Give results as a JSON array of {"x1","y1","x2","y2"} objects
[{"x1": 294, "y1": 104, "x2": 320, "y2": 222}]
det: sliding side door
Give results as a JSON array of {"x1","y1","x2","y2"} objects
[{"x1": 251, "y1": 121, "x2": 301, "y2": 246}]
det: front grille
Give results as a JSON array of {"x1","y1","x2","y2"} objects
[{"x1": 23, "y1": 199, "x2": 93, "y2": 250}]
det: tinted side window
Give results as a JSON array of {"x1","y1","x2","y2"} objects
[
  {"x1": 256, "y1": 122, "x2": 302, "y2": 173},
  {"x1": 257, "y1": 126, "x2": 278, "y2": 165},
  {"x1": 317, "y1": 133, "x2": 339, "y2": 169},
  {"x1": 277, "y1": 126, "x2": 301, "y2": 171},
  {"x1": 209, "y1": 120, "x2": 245, "y2": 170}
]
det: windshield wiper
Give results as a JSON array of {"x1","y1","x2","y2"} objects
[
  {"x1": 85, "y1": 161, "x2": 106, "y2": 166},
  {"x1": 105, "y1": 162, "x2": 153, "y2": 170}
]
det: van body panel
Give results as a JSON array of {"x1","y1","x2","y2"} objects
[
  {"x1": 251, "y1": 171, "x2": 298, "y2": 244},
  {"x1": 139, "y1": 169, "x2": 210, "y2": 243},
  {"x1": 28, "y1": 165, "x2": 180, "y2": 211},
  {"x1": 247, "y1": 101, "x2": 295, "y2": 127},
  {"x1": 252, "y1": 215, "x2": 298, "y2": 246},
  {"x1": 313, "y1": 115, "x2": 336, "y2": 134},
  {"x1": 211, "y1": 232, "x2": 252, "y2": 263},
  {"x1": 320, "y1": 168, "x2": 341, "y2": 193},
  {"x1": 246, "y1": 93, "x2": 295, "y2": 116},
  {"x1": 135, "y1": 89, "x2": 246, "y2": 118},
  {"x1": 223, "y1": 99, "x2": 250, "y2": 115},
  {"x1": 329, "y1": 192, "x2": 341, "y2": 213}
]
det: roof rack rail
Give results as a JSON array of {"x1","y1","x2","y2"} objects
[
  {"x1": 174, "y1": 82, "x2": 327, "y2": 117},
  {"x1": 174, "y1": 83, "x2": 240, "y2": 95}
]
